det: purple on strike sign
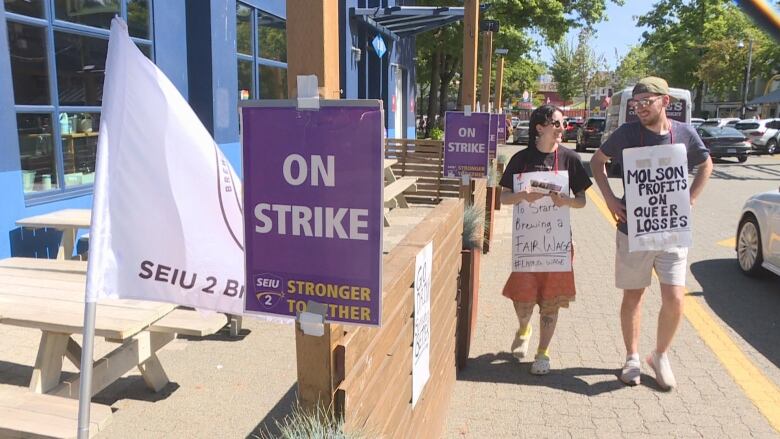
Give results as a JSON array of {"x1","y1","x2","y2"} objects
[
  {"x1": 496, "y1": 114, "x2": 507, "y2": 144},
  {"x1": 489, "y1": 114, "x2": 502, "y2": 157},
  {"x1": 241, "y1": 100, "x2": 384, "y2": 326},
  {"x1": 444, "y1": 111, "x2": 490, "y2": 178}
]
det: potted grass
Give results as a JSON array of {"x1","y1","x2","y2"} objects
[{"x1": 456, "y1": 205, "x2": 483, "y2": 370}]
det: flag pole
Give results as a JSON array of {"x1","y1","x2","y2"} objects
[{"x1": 77, "y1": 302, "x2": 97, "y2": 438}]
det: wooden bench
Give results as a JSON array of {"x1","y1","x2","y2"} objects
[
  {"x1": 149, "y1": 308, "x2": 228, "y2": 337},
  {"x1": 0, "y1": 387, "x2": 112, "y2": 438},
  {"x1": 383, "y1": 177, "x2": 418, "y2": 226}
]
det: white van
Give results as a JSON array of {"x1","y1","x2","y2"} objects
[{"x1": 602, "y1": 86, "x2": 693, "y2": 145}]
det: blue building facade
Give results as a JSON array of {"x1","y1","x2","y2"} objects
[{"x1": 0, "y1": 0, "x2": 434, "y2": 259}]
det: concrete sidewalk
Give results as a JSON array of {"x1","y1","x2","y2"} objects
[{"x1": 444, "y1": 176, "x2": 778, "y2": 438}]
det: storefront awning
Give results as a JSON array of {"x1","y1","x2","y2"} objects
[
  {"x1": 350, "y1": 6, "x2": 487, "y2": 41},
  {"x1": 748, "y1": 88, "x2": 780, "y2": 105}
]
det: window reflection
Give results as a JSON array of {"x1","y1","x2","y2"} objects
[
  {"x1": 257, "y1": 11, "x2": 286, "y2": 62},
  {"x1": 259, "y1": 65, "x2": 287, "y2": 99},
  {"x1": 5, "y1": 0, "x2": 45, "y2": 18},
  {"x1": 127, "y1": 0, "x2": 150, "y2": 39},
  {"x1": 7, "y1": 22, "x2": 50, "y2": 105},
  {"x1": 238, "y1": 60, "x2": 253, "y2": 100},
  {"x1": 237, "y1": 3, "x2": 252, "y2": 55},
  {"x1": 54, "y1": 32, "x2": 108, "y2": 106},
  {"x1": 16, "y1": 114, "x2": 58, "y2": 193},
  {"x1": 54, "y1": 0, "x2": 119, "y2": 30},
  {"x1": 60, "y1": 112, "x2": 99, "y2": 187}
]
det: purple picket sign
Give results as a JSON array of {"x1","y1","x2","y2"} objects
[
  {"x1": 489, "y1": 114, "x2": 500, "y2": 157},
  {"x1": 241, "y1": 100, "x2": 384, "y2": 326},
  {"x1": 443, "y1": 111, "x2": 490, "y2": 178},
  {"x1": 496, "y1": 114, "x2": 507, "y2": 144}
]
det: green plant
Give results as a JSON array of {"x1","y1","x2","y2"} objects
[
  {"x1": 430, "y1": 126, "x2": 444, "y2": 140},
  {"x1": 253, "y1": 403, "x2": 366, "y2": 439},
  {"x1": 462, "y1": 205, "x2": 484, "y2": 250}
]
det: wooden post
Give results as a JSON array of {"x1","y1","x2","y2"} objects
[
  {"x1": 461, "y1": 0, "x2": 479, "y2": 110},
  {"x1": 495, "y1": 57, "x2": 504, "y2": 113},
  {"x1": 287, "y1": 0, "x2": 344, "y2": 413},
  {"x1": 480, "y1": 31, "x2": 492, "y2": 112}
]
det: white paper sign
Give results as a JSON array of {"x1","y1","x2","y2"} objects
[
  {"x1": 623, "y1": 143, "x2": 692, "y2": 252},
  {"x1": 86, "y1": 19, "x2": 245, "y2": 314},
  {"x1": 412, "y1": 242, "x2": 432, "y2": 408},
  {"x1": 512, "y1": 171, "x2": 572, "y2": 272}
]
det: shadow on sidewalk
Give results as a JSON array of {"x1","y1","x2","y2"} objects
[
  {"x1": 690, "y1": 258, "x2": 780, "y2": 369},
  {"x1": 457, "y1": 352, "x2": 664, "y2": 394},
  {"x1": 248, "y1": 384, "x2": 298, "y2": 438}
]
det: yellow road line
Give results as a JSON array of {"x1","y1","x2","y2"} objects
[
  {"x1": 717, "y1": 237, "x2": 736, "y2": 248},
  {"x1": 585, "y1": 189, "x2": 780, "y2": 432}
]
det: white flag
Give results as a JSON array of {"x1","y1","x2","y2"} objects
[{"x1": 85, "y1": 19, "x2": 245, "y2": 314}]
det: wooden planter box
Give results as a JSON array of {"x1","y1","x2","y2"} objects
[
  {"x1": 483, "y1": 186, "x2": 496, "y2": 254},
  {"x1": 456, "y1": 248, "x2": 481, "y2": 370}
]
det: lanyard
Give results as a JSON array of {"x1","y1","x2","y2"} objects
[{"x1": 640, "y1": 121, "x2": 673, "y2": 146}]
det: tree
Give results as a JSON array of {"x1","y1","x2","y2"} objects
[
  {"x1": 415, "y1": 0, "x2": 624, "y2": 135},
  {"x1": 638, "y1": 0, "x2": 780, "y2": 114},
  {"x1": 574, "y1": 29, "x2": 608, "y2": 114},
  {"x1": 549, "y1": 40, "x2": 578, "y2": 103},
  {"x1": 613, "y1": 45, "x2": 650, "y2": 90}
]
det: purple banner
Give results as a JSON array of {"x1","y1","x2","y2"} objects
[
  {"x1": 241, "y1": 101, "x2": 384, "y2": 326},
  {"x1": 488, "y1": 114, "x2": 498, "y2": 157},
  {"x1": 444, "y1": 111, "x2": 490, "y2": 178}
]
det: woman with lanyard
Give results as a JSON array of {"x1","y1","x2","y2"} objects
[{"x1": 499, "y1": 105, "x2": 593, "y2": 375}]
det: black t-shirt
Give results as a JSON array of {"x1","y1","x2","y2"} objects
[{"x1": 499, "y1": 146, "x2": 593, "y2": 195}]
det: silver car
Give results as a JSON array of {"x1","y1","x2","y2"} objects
[{"x1": 737, "y1": 187, "x2": 780, "y2": 276}]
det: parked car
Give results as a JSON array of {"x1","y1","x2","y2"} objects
[
  {"x1": 691, "y1": 117, "x2": 706, "y2": 127},
  {"x1": 736, "y1": 187, "x2": 780, "y2": 277},
  {"x1": 562, "y1": 120, "x2": 582, "y2": 142},
  {"x1": 513, "y1": 120, "x2": 530, "y2": 145},
  {"x1": 575, "y1": 117, "x2": 606, "y2": 152},
  {"x1": 700, "y1": 117, "x2": 740, "y2": 128},
  {"x1": 696, "y1": 126, "x2": 751, "y2": 162},
  {"x1": 735, "y1": 118, "x2": 780, "y2": 155}
]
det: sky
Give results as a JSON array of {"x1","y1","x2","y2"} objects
[{"x1": 535, "y1": 0, "x2": 658, "y2": 71}]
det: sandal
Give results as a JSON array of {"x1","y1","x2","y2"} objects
[
  {"x1": 530, "y1": 353, "x2": 550, "y2": 375},
  {"x1": 511, "y1": 326, "x2": 532, "y2": 360}
]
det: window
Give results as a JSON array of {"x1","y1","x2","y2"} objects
[
  {"x1": 5, "y1": 0, "x2": 152, "y2": 201},
  {"x1": 236, "y1": 3, "x2": 287, "y2": 101}
]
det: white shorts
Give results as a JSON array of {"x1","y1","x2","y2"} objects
[{"x1": 615, "y1": 230, "x2": 688, "y2": 290}]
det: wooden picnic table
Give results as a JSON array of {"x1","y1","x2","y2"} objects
[
  {"x1": 383, "y1": 158, "x2": 417, "y2": 226},
  {"x1": 16, "y1": 209, "x2": 91, "y2": 260},
  {"x1": 0, "y1": 257, "x2": 225, "y2": 400}
]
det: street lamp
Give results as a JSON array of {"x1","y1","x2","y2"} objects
[{"x1": 738, "y1": 39, "x2": 754, "y2": 119}]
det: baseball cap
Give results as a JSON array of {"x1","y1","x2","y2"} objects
[{"x1": 632, "y1": 76, "x2": 677, "y2": 101}]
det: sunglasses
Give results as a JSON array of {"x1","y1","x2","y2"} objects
[
  {"x1": 545, "y1": 120, "x2": 564, "y2": 128},
  {"x1": 628, "y1": 96, "x2": 663, "y2": 109}
]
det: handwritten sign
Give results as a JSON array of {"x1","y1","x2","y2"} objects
[
  {"x1": 443, "y1": 111, "x2": 490, "y2": 178},
  {"x1": 241, "y1": 101, "x2": 384, "y2": 326},
  {"x1": 412, "y1": 242, "x2": 432, "y2": 408},
  {"x1": 512, "y1": 171, "x2": 572, "y2": 272},
  {"x1": 624, "y1": 143, "x2": 691, "y2": 252}
]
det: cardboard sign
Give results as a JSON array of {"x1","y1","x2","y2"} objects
[
  {"x1": 241, "y1": 101, "x2": 384, "y2": 326},
  {"x1": 443, "y1": 111, "x2": 490, "y2": 178},
  {"x1": 412, "y1": 242, "x2": 432, "y2": 407},
  {"x1": 623, "y1": 143, "x2": 692, "y2": 252},
  {"x1": 512, "y1": 171, "x2": 572, "y2": 272}
]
